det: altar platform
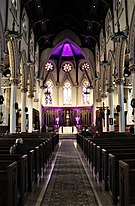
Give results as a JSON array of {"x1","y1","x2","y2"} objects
[{"x1": 59, "y1": 126, "x2": 78, "y2": 134}]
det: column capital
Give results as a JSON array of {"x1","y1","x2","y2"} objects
[
  {"x1": 21, "y1": 88, "x2": 28, "y2": 93},
  {"x1": 101, "y1": 94, "x2": 107, "y2": 98},
  {"x1": 107, "y1": 87, "x2": 114, "y2": 93},
  {"x1": 129, "y1": 64, "x2": 135, "y2": 73},
  {"x1": 115, "y1": 78, "x2": 124, "y2": 85},
  {"x1": 96, "y1": 98, "x2": 102, "y2": 102},
  {"x1": 28, "y1": 93, "x2": 34, "y2": 98},
  {"x1": 10, "y1": 78, "x2": 18, "y2": 85},
  {"x1": 4, "y1": 30, "x2": 22, "y2": 41}
]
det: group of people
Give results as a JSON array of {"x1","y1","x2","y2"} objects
[
  {"x1": 9, "y1": 125, "x2": 100, "y2": 155},
  {"x1": 10, "y1": 138, "x2": 29, "y2": 155},
  {"x1": 80, "y1": 125, "x2": 100, "y2": 138}
]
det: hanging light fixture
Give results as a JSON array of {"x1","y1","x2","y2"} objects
[{"x1": 111, "y1": 5, "x2": 127, "y2": 42}]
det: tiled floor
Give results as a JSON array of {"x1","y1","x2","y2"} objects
[{"x1": 25, "y1": 138, "x2": 112, "y2": 206}]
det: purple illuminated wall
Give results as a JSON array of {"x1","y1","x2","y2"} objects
[{"x1": 52, "y1": 42, "x2": 83, "y2": 57}]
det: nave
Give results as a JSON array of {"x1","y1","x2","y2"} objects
[{"x1": 25, "y1": 136, "x2": 112, "y2": 206}]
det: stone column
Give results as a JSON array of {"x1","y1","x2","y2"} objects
[
  {"x1": 21, "y1": 90, "x2": 27, "y2": 132},
  {"x1": 111, "y1": 28, "x2": 127, "y2": 133},
  {"x1": 116, "y1": 79, "x2": 125, "y2": 132},
  {"x1": 0, "y1": 70, "x2": 2, "y2": 95},
  {"x1": 28, "y1": 98, "x2": 33, "y2": 133},
  {"x1": 108, "y1": 88, "x2": 114, "y2": 131},
  {"x1": 56, "y1": 83, "x2": 60, "y2": 106},
  {"x1": 0, "y1": 66, "x2": 4, "y2": 124},
  {"x1": 4, "y1": 27, "x2": 22, "y2": 133},
  {"x1": 101, "y1": 96, "x2": 108, "y2": 132},
  {"x1": 27, "y1": 64, "x2": 34, "y2": 133},
  {"x1": 39, "y1": 86, "x2": 42, "y2": 132},
  {"x1": 5, "y1": 34, "x2": 21, "y2": 133},
  {"x1": 10, "y1": 81, "x2": 17, "y2": 133},
  {"x1": 130, "y1": 64, "x2": 135, "y2": 133}
]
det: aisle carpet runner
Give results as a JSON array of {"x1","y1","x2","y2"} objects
[{"x1": 41, "y1": 140, "x2": 98, "y2": 206}]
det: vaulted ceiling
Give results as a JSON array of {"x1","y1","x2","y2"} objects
[{"x1": 21, "y1": 0, "x2": 113, "y2": 56}]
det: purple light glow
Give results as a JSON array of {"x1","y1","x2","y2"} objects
[
  {"x1": 62, "y1": 43, "x2": 73, "y2": 56},
  {"x1": 52, "y1": 44, "x2": 63, "y2": 55},
  {"x1": 51, "y1": 42, "x2": 83, "y2": 57},
  {"x1": 42, "y1": 106, "x2": 93, "y2": 111},
  {"x1": 71, "y1": 44, "x2": 82, "y2": 56}
]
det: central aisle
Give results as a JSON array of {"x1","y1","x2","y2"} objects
[{"x1": 41, "y1": 139, "x2": 98, "y2": 206}]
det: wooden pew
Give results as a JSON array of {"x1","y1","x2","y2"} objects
[
  {"x1": 96, "y1": 145, "x2": 135, "y2": 182},
  {"x1": 101, "y1": 148, "x2": 135, "y2": 190},
  {"x1": 119, "y1": 159, "x2": 135, "y2": 206},
  {"x1": 108, "y1": 153, "x2": 135, "y2": 205},
  {"x1": 27, "y1": 149, "x2": 35, "y2": 192},
  {"x1": 28, "y1": 146, "x2": 40, "y2": 184},
  {"x1": 0, "y1": 134, "x2": 58, "y2": 192},
  {"x1": 0, "y1": 154, "x2": 28, "y2": 206},
  {"x1": 83, "y1": 135, "x2": 135, "y2": 167},
  {"x1": 0, "y1": 161, "x2": 17, "y2": 206},
  {"x1": 90, "y1": 138, "x2": 135, "y2": 167}
]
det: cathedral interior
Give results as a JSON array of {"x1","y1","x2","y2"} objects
[
  {"x1": 0, "y1": 0, "x2": 134, "y2": 134},
  {"x1": 0, "y1": 1, "x2": 135, "y2": 206}
]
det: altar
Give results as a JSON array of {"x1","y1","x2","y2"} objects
[{"x1": 59, "y1": 126, "x2": 77, "y2": 134}]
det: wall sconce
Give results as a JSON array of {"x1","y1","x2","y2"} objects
[
  {"x1": 116, "y1": 105, "x2": 121, "y2": 112},
  {"x1": 3, "y1": 68, "x2": 11, "y2": 77},
  {"x1": 15, "y1": 102, "x2": 18, "y2": 110},
  {"x1": 0, "y1": 95, "x2": 4, "y2": 105},
  {"x1": 131, "y1": 98, "x2": 135, "y2": 108},
  {"x1": 25, "y1": 107, "x2": 28, "y2": 112},
  {"x1": 124, "y1": 67, "x2": 131, "y2": 77}
]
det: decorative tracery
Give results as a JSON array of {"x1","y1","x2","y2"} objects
[
  {"x1": 63, "y1": 81, "x2": 72, "y2": 105},
  {"x1": 82, "y1": 80, "x2": 90, "y2": 104}
]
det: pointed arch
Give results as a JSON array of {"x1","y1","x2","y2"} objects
[
  {"x1": 0, "y1": 11, "x2": 4, "y2": 66},
  {"x1": 20, "y1": 50, "x2": 28, "y2": 92},
  {"x1": 129, "y1": 6, "x2": 135, "y2": 64},
  {"x1": 61, "y1": 72, "x2": 74, "y2": 86}
]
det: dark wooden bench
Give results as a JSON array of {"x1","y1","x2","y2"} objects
[
  {"x1": 108, "y1": 153, "x2": 135, "y2": 205},
  {"x1": 90, "y1": 142, "x2": 135, "y2": 174},
  {"x1": 101, "y1": 149, "x2": 135, "y2": 190},
  {"x1": 28, "y1": 146, "x2": 40, "y2": 183},
  {"x1": 96, "y1": 145, "x2": 135, "y2": 182},
  {"x1": 0, "y1": 161, "x2": 17, "y2": 206},
  {"x1": 0, "y1": 154, "x2": 28, "y2": 206},
  {"x1": 84, "y1": 136, "x2": 135, "y2": 166},
  {"x1": 119, "y1": 159, "x2": 135, "y2": 206}
]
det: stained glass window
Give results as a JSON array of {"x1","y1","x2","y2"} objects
[
  {"x1": 45, "y1": 80, "x2": 53, "y2": 105},
  {"x1": 63, "y1": 81, "x2": 72, "y2": 105},
  {"x1": 82, "y1": 80, "x2": 90, "y2": 104}
]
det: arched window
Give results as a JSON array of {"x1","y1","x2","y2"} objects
[
  {"x1": 63, "y1": 81, "x2": 72, "y2": 105},
  {"x1": 82, "y1": 80, "x2": 90, "y2": 104},
  {"x1": 45, "y1": 80, "x2": 53, "y2": 105}
]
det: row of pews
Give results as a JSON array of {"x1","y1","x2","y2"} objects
[
  {"x1": 77, "y1": 132, "x2": 135, "y2": 206},
  {"x1": 0, "y1": 132, "x2": 59, "y2": 206}
]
